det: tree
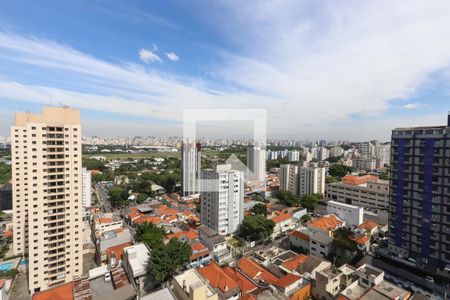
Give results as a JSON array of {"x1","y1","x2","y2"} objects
[
  {"x1": 274, "y1": 190, "x2": 301, "y2": 207},
  {"x1": 328, "y1": 164, "x2": 353, "y2": 178},
  {"x1": 300, "y1": 214, "x2": 311, "y2": 223},
  {"x1": 251, "y1": 203, "x2": 268, "y2": 216},
  {"x1": 82, "y1": 158, "x2": 106, "y2": 171},
  {"x1": 134, "y1": 223, "x2": 166, "y2": 250},
  {"x1": 0, "y1": 162, "x2": 11, "y2": 185},
  {"x1": 300, "y1": 194, "x2": 321, "y2": 210},
  {"x1": 239, "y1": 215, "x2": 275, "y2": 241},
  {"x1": 147, "y1": 238, "x2": 191, "y2": 284},
  {"x1": 325, "y1": 176, "x2": 338, "y2": 184},
  {"x1": 108, "y1": 186, "x2": 128, "y2": 208},
  {"x1": 250, "y1": 194, "x2": 265, "y2": 202},
  {"x1": 379, "y1": 171, "x2": 389, "y2": 180},
  {"x1": 136, "y1": 193, "x2": 148, "y2": 204}
]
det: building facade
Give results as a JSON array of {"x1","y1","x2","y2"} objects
[
  {"x1": 299, "y1": 165, "x2": 326, "y2": 197},
  {"x1": 11, "y1": 106, "x2": 83, "y2": 294},
  {"x1": 200, "y1": 164, "x2": 244, "y2": 235},
  {"x1": 279, "y1": 164, "x2": 299, "y2": 195},
  {"x1": 81, "y1": 167, "x2": 91, "y2": 208},
  {"x1": 388, "y1": 116, "x2": 450, "y2": 272},
  {"x1": 246, "y1": 145, "x2": 266, "y2": 183},
  {"x1": 182, "y1": 139, "x2": 201, "y2": 196},
  {"x1": 325, "y1": 180, "x2": 389, "y2": 210},
  {"x1": 326, "y1": 200, "x2": 363, "y2": 226}
]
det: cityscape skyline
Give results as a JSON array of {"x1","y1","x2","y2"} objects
[{"x1": 1, "y1": 1, "x2": 450, "y2": 140}]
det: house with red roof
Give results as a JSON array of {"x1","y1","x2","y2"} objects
[
  {"x1": 190, "y1": 242, "x2": 211, "y2": 267},
  {"x1": 270, "y1": 212, "x2": 294, "y2": 239},
  {"x1": 358, "y1": 221, "x2": 379, "y2": 236},
  {"x1": 273, "y1": 274, "x2": 311, "y2": 300},
  {"x1": 166, "y1": 229, "x2": 199, "y2": 242},
  {"x1": 288, "y1": 230, "x2": 310, "y2": 251},
  {"x1": 236, "y1": 257, "x2": 278, "y2": 286},
  {"x1": 279, "y1": 254, "x2": 309, "y2": 274},
  {"x1": 197, "y1": 262, "x2": 241, "y2": 299},
  {"x1": 223, "y1": 266, "x2": 257, "y2": 296}
]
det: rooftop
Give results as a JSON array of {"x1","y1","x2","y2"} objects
[
  {"x1": 308, "y1": 215, "x2": 343, "y2": 232},
  {"x1": 124, "y1": 243, "x2": 150, "y2": 277},
  {"x1": 358, "y1": 221, "x2": 378, "y2": 231},
  {"x1": 174, "y1": 269, "x2": 217, "y2": 297},
  {"x1": 281, "y1": 254, "x2": 309, "y2": 272},
  {"x1": 237, "y1": 257, "x2": 278, "y2": 284},
  {"x1": 197, "y1": 262, "x2": 239, "y2": 294},
  {"x1": 342, "y1": 175, "x2": 378, "y2": 186},
  {"x1": 33, "y1": 282, "x2": 74, "y2": 300},
  {"x1": 223, "y1": 266, "x2": 257, "y2": 295},
  {"x1": 288, "y1": 230, "x2": 310, "y2": 241},
  {"x1": 141, "y1": 288, "x2": 176, "y2": 300},
  {"x1": 273, "y1": 273, "x2": 301, "y2": 288}
]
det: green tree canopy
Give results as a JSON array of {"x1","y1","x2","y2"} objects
[
  {"x1": 328, "y1": 164, "x2": 353, "y2": 178},
  {"x1": 108, "y1": 186, "x2": 128, "y2": 208},
  {"x1": 300, "y1": 194, "x2": 321, "y2": 210},
  {"x1": 251, "y1": 203, "x2": 268, "y2": 216},
  {"x1": 239, "y1": 215, "x2": 275, "y2": 241},
  {"x1": 147, "y1": 238, "x2": 191, "y2": 284},
  {"x1": 83, "y1": 158, "x2": 106, "y2": 171},
  {"x1": 134, "y1": 222, "x2": 166, "y2": 250},
  {"x1": 274, "y1": 190, "x2": 301, "y2": 207},
  {"x1": 0, "y1": 163, "x2": 11, "y2": 185}
]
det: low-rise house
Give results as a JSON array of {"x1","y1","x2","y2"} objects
[
  {"x1": 349, "y1": 234, "x2": 370, "y2": 253},
  {"x1": 94, "y1": 213, "x2": 123, "y2": 234},
  {"x1": 236, "y1": 257, "x2": 279, "y2": 287},
  {"x1": 198, "y1": 262, "x2": 241, "y2": 300},
  {"x1": 307, "y1": 215, "x2": 344, "y2": 258},
  {"x1": 173, "y1": 269, "x2": 219, "y2": 300},
  {"x1": 313, "y1": 264, "x2": 355, "y2": 300},
  {"x1": 270, "y1": 213, "x2": 294, "y2": 239},
  {"x1": 96, "y1": 229, "x2": 132, "y2": 265},
  {"x1": 223, "y1": 267, "x2": 258, "y2": 296},
  {"x1": 273, "y1": 274, "x2": 311, "y2": 300},
  {"x1": 295, "y1": 255, "x2": 331, "y2": 280},
  {"x1": 190, "y1": 242, "x2": 211, "y2": 267},
  {"x1": 358, "y1": 221, "x2": 379, "y2": 236},
  {"x1": 278, "y1": 254, "x2": 309, "y2": 275},
  {"x1": 105, "y1": 241, "x2": 133, "y2": 267},
  {"x1": 288, "y1": 230, "x2": 310, "y2": 252},
  {"x1": 166, "y1": 229, "x2": 199, "y2": 242},
  {"x1": 123, "y1": 243, "x2": 150, "y2": 297},
  {"x1": 198, "y1": 225, "x2": 232, "y2": 265}
]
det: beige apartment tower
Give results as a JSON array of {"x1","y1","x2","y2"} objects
[{"x1": 11, "y1": 106, "x2": 83, "y2": 294}]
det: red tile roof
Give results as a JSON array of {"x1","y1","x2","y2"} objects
[
  {"x1": 350, "y1": 235, "x2": 370, "y2": 245},
  {"x1": 0, "y1": 279, "x2": 5, "y2": 289},
  {"x1": 133, "y1": 215, "x2": 160, "y2": 225},
  {"x1": 309, "y1": 215, "x2": 343, "y2": 231},
  {"x1": 105, "y1": 242, "x2": 133, "y2": 260},
  {"x1": 237, "y1": 257, "x2": 278, "y2": 284},
  {"x1": 288, "y1": 230, "x2": 310, "y2": 241},
  {"x1": 274, "y1": 273, "x2": 301, "y2": 288},
  {"x1": 166, "y1": 230, "x2": 198, "y2": 241},
  {"x1": 223, "y1": 267, "x2": 257, "y2": 295},
  {"x1": 281, "y1": 254, "x2": 309, "y2": 272},
  {"x1": 198, "y1": 262, "x2": 239, "y2": 293},
  {"x1": 33, "y1": 282, "x2": 74, "y2": 300},
  {"x1": 342, "y1": 175, "x2": 377, "y2": 185},
  {"x1": 4, "y1": 230, "x2": 12, "y2": 238},
  {"x1": 271, "y1": 213, "x2": 292, "y2": 224},
  {"x1": 358, "y1": 221, "x2": 378, "y2": 231},
  {"x1": 98, "y1": 217, "x2": 112, "y2": 224}
]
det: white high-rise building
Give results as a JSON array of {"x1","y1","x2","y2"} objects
[
  {"x1": 317, "y1": 147, "x2": 329, "y2": 161},
  {"x1": 375, "y1": 143, "x2": 391, "y2": 167},
  {"x1": 246, "y1": 145, "x2": 266, "y2": 183},
  {"x1": 279, "y1": 164, "x2": 299, "y2": 195},
  {"x1": 330, "y1": 146, "x2": 343, "y2": 158},
  {"x1": 298, "y1": 165, "x2": 326, "y2": 197},
  {"x1": 360, "y1": 142, "x2": 376, "y2": 157},
  {"x1": 287, "y1": 150, "x2": 300, "y2": 162},
  {"x1": 200, "y1": 164, "x2": 244, "y2": 235},
  {"x1": 81, "y1": 167, "x2": 91, "y2": 208},
  {"x1": 11, "y1": 106, "x2": 83, "y2": 294},
  {"x1": 181, "y1": 140, "x2": 201, "y2": 196}
]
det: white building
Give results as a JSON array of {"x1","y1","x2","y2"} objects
[
  {"x1": 182, "y1": 140, "x2": 201, "y2": 196},
  {"x1": 352, "y1": 157, "x2": 376, "y2": 171},
  {"x1": 11, "y1": 106, "x2": 83, "y2": 294},
  {"x1": 326, "y1": 201, "x2": 363, "y2": 226},
  {"x1": 299, "y1": 165, "x2": 326, "y2": 197},
  {"x1": 247, "y1": 145, "x2": 266, "y2": 183},
  {"x1": 317, "y1": 147, "x2": 329, "y2": 161},
  {"x1": 360, "y1": 142, "x2": 376, "y2": 157},
  {"x1": 375, "y1": 143, "x2": 390, "y2": 167},
  {"x1": 287, "y1": 150, "x2": 300, "y2": 162},
  {"x1": 330, "y1": 146, "x2": 343, "y2": 158},
  {"x1": 82, "y1": 167, "x2": 91, "y2": 207},
  {"x1": 200, "y1": 164, "x2": 244, "y2": 235},
  {"x1": 123, "y1": 243, "x2": 150, "y2": 297},
  {"x1": 279, "y1": 164, "x2": 299, "y2": 195}
]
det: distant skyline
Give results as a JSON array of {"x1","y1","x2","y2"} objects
[{"x1": 1, "y1": 1, "x2": 450, "y2": 141}]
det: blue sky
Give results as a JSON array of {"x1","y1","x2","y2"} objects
[{"x1": 0, "y1": 0, "x2": 450, "y2": 141}]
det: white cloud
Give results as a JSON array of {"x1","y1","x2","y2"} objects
[
  {"x1": 138, "y1": 44, "x2": 162, "y2": 63},
  {"x1": 166, "y1": 51, "x2": 179, "y2": 61},
  {"x1": 403, "y1": 102, "x2": 424, "y2": 110}
]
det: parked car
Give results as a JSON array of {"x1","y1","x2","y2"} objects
[
  {"x1": 425, "y1": 276, "x2": 434, "y2": 283},
  {"x1": 104, "y1": 272, "x2": 111, "y2": 282}
]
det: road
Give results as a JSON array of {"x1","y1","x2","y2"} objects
[{"x1": 94, "y1": 182, "x2": 112, "y2": 212}]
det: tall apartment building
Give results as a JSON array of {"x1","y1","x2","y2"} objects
[
  {"x1": 81, "y1": 168, "x2": 91, "y2": 208},
  {"x1": 352, "y1": 157, "x2": 377, "y2": 171},
  {"x1": 279, "y1": 164, "x2": 299, "y2": 195},
  {"x1": 200, "y1": 164, "x2": 244, "y2": 235},
  {"x1": 181, "y1": 139, "x2": 201, "y2": 196},
  {"x1": 360, "y1": 142, "x2": 376, "y2": 157},
  {"x1": 246, "y1": 145, "x2": 266, "y2": 183},
  {"x1": 287, "y1": 150, "x2": 300, "y2": 162},
  {"x1": 11, "y1": 107, "x2": 83, "y2": 294},
  {"x1": 388, "y1": 114, "x2": 450, "y2": 273},
  {"x1": 375, "y1": 143, "x2": 391, "y2": 168},
  {"x1": 330, "y1": 146, "x2": 344, "y2": 158},
  {"x1": 280, "y1": 163, "x2": 325, "y2": 197},
  {"x1": 299, "y1": 165, "x2": 326, "y2": 196}
]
